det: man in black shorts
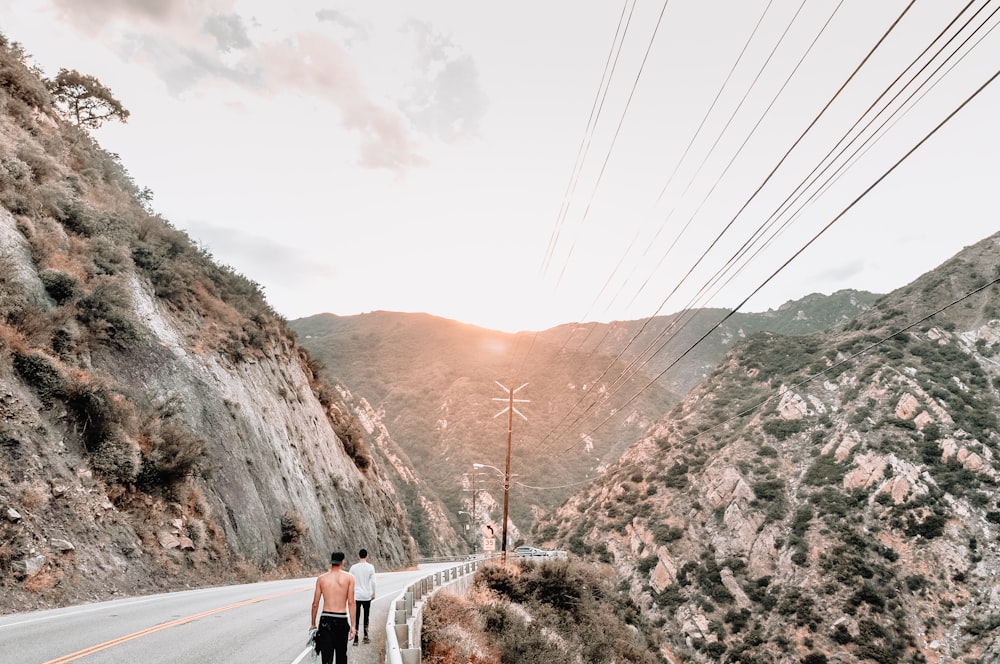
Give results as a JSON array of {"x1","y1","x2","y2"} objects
[{"x1": 310, "y1": 551, "x2": 357, "y2": 663}]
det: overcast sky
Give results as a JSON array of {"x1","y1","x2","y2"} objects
[{"x1": 2, "y1": 1, "x2": 997, "y2": 332}]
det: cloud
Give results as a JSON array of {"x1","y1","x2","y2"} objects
[
  {"x1": 315, "y1": 8, "x2": 370, "y2": 45},
  {"x1": 203, "y1": 13, "x2": 251, "y2": 52},
  {"x1": 50, "y1": 0, "x2": 206, "y2": 34},
  {"x1": 400, "y1": 19, "x2": 487, "y2": 143},
  {"x1": 47, "y1": 0, "x2": 425, "y2": 173},
  {"x1": 812, "y1": 257, "x2": 865, "y2": 283},
  {"x1": 252, "y1": 32, "x2": 426, "y2": 172},
  {"x1": 183, "y1": 220, "x2": 338, "y2": 287},
  {"x1": 117, "y1": 32, "x2": 263, "y2": 94}
]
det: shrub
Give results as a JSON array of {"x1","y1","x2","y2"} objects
[
  {"x1": 653, "y1": 523, "x2": 684, "y2": 545},
  {"x1": 328, "y1": 410, "x2": 372, "y2": 471},
  {"x1": 422, "y1": 591, "x2": 497, "y2": 664},
  {"x1": 40, "y1": 269, "x2": 79, "y2": 304},
  {"x1": 0, "y1": 36, "x2": 52, "y2": 109},
  {"x1": 480, "y1": 603, "x2": 568, "y2": 664},
  {"x1": 763, "y1": 418, "x2": 806, "y2": 441},
  {"x1": 475, "y1": 564, "x2": 522, "y2": 601},
  {"x1": 636, "y1": 554, "x2": 658, "y2": 576},
  {"x1": 904, "y1": 511, "x2": 947, "y2": 539},
  {"x1": 136, "y1": 419, "x2": 207, "y2": 490},
  {"x1": 12, "y1": 351, "x2": 65, "y2": 408},
  {"x1": 88, "y1": 429, "x2": 140, "y2": 485},
  {"x1": 65, "y1": 379, "x2": 139, "y2": 484},
  {"x1": 53, "y1": 197, "x2": 99, "y2": 235},
  {"x1": 803, "y1": 454, "x2": 848, "y2": 486},
  {"x1": 76, "y1": 277, "x2": 143, "y2": 349},
  {"x1": 277, "y1": 510, "x2": 307, "y2": 563}
]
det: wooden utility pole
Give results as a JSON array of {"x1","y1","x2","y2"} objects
[{"x1": 492, "y1": 381, "x2": 529, "y2": 565}]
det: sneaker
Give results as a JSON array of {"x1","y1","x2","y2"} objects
[
  {"x1": 363, "y1": 636, "x2": 370, "y2": 644},
  {"x1": 352, "y1": 640, "x2": 359, "y2": 646}
]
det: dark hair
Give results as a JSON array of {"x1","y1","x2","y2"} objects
[
  {"x1": 331, "y1": 551, "x2": 345, "y2": 565},
  {"x1": 359, "y1": 548, "x2": 368, "y2": 558}
]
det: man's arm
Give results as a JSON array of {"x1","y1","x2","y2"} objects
[
  {"x1": 347, "y1": 575, "x2": 357, "y2": 639},
  {"x1": 371, "y1": 567, "x2": 376, "y2": 600},
  {"x1": 310, "y1": 577, "x2": 322, "y2": 628}
]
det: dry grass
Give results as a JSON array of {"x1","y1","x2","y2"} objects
[
  {"x1": 18, "y1": 480, "x2": 51, "y2": 510},
  {"x1": 422, "y1": 591, "x2": 500, "y2": 664},
  {"x1": 23, "y1": 565, "x2": 61, "y2": 594}
]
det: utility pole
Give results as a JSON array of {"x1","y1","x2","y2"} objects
[{"x1": 492, "y1": 381, "x2": 529, "y2": 565}]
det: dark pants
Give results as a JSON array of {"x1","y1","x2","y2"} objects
[
  {"x1": 316, "y1": 614, "x2": 350, "y2": 663},
  {"x1": 354, "y1": 600, "x2": 371, "y2": 640}
]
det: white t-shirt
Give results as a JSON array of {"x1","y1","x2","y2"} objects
[{"x1": 350, "y1": 560, "x2": 376, "y2": 601}]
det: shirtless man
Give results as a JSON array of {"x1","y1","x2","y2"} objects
[{"x1": 310, "y1": 551, "x2": 357, "y2": 664}]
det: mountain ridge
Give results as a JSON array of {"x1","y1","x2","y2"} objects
[
  {"x1": 534, "y1": 230, "x2": 1000, "y2": 662},
  {"x1": 291, "y1": 289, "x2": 877, "y2": 555}
]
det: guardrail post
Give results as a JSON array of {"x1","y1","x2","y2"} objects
[
  {"x1": 394, "y1": 599, "x2": 407, "y2": 625},
  {"x1": 394, "y1": 622, "x2": 409, "y2": 647},
  {"x1": 400, "y1": 649, "x2": 421, "y2": 664}
]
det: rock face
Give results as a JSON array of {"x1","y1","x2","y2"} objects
[
  {"x1": 0, "y1": 46, "x2": 413, "y2": 614},
  {"x1": 0, "y1": 205, "x2": 414, "y2": 613},
  {"x1": 536, "y1": 232, "x2": 1000, "y2": 663}
]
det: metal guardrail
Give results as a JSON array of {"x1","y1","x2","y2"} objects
[{"x1": 385, "y1": 556, "x2": 497, "y2": 664}]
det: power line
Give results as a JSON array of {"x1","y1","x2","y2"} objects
[
  {"x1": 542, "y1": 0, "x2": 636, "y2": 275},
  {"x1": 532, "y1": 1, "x2": 903, "y2": 453},
  {"x1": 524, "y1": 274, "x2": 1000, "y2": 490},
  {"x1": 533, "y1": 1, "x2": 993, "y2": 456},
  {"x1": 599, "y1": 0, "x2": 998, "y2": 404},
  {"x1": 559, "y1": 63, "x2": 1000, "y2": 456},
  {"x1": 550, "y1": 0, "x2": 673, "y2": 287}
]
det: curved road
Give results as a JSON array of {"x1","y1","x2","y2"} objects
[{"x1": 0, "y1": 562, "x2": 456, "y2": 664}]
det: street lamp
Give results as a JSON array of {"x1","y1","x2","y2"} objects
[{"x1": 474, "y1": 462, "x2": 513, "y2": 561}]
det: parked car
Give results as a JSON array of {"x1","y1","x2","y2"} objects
[{"x1": 513, "y1": 545, "x2": 546, "y2": 557}]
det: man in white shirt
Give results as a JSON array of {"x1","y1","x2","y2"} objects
[{"x1": 349, "y1": 548, "x2": 376, "y2": 645}]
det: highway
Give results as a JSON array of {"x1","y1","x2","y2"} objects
[{"x1": 0, "y1": 562, "x2": 457, "y2": 664}]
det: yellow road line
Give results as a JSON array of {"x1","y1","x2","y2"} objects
[{"x1": 43, "y1": 587, "x2": 308, "y2": 664}]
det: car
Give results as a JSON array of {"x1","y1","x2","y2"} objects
[{"x1": 513, "y1": 545, "x2": 546, "y2": 557}]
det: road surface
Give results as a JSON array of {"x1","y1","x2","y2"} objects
[{"x1": 0, "y1": 562, "x2": 457, "y2": 664}]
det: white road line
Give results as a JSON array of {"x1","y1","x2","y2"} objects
[
  {"x1": 290, "y1": 647, "x2": 313, "y2": 664},
  {"x1": 0, "y1": 596, "x2": 162, "y2": 630}
]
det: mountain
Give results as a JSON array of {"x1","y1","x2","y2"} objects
[
  {"x1": 534, "y1": 231, "x2": 1000, "y2": 662},
  {"x1": 290, "y1": 293, "x2": 875, "y2": 556},
  {"x1": 0, "y1": 34, "x2": 413, "y2": 613}
]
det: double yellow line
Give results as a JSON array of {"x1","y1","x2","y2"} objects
[{"x1": 44, "y1": 587, "x2": 307, "y2": 663}]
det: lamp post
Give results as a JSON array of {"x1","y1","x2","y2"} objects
[{"x1": 472, "y1": 463, "x2": 505, "y2": 556}]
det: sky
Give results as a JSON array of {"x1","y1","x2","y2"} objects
[{"x1": 1, "y1": 1, "x2": 998, "y2": 333}]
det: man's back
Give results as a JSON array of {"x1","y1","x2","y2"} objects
[
  {"x1": 316, "y1": 569, "x2": 355, "y2": 613},
  {"x1": 350, "y1": 561, "x2": 376, "y2": 601}
]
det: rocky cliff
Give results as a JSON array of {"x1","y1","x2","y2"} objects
[
  {"x1": 0, "y1": 35, "x2": 413, "y2": 613},
  {"x1": 537, "y1": 232, "x2": 1000, "y2": 662}
]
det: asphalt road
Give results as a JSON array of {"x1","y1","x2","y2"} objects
[{"x1": 0, "y1": 562, "x2": 456, "y2": 664}]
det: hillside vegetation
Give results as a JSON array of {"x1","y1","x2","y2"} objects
[
  {"x1": 292, "y1": 293, "x2": 874, "y2": 555},
  {"x1": 423, "y1": 558, "x2": 663, "y2": 663},
  {"x1": 0, "y1": 33, "x2": 413, "y2": 612},
  {"x1": 536, "y1": 232, "x2": 1000, "y2": 662}
]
